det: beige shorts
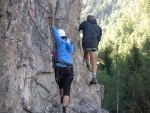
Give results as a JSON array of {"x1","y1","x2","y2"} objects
[
  {"x1": 90, "y1": 50, "x2": 98, "y2": 54},
  {"x1": 84, "y1": 50, "x2": 98, "y2": 54},
  {"x1": 83, "y1": 47, "x2": 98, "y2": 54}
]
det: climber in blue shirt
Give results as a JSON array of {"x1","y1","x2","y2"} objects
[
  {"x1": 49, "y1": 17, "x2": 74, "y2": 113},
  {"x1": 51, "y1": 28, "x2": 73, "y2": 66}
]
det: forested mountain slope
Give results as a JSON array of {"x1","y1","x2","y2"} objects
[{"x1": 81, "y1": 0, "x2": 150, "y2": 112}]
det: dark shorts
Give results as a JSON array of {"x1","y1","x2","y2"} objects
[{"x1": 55, "y1": 66, "x2": 74, "y2": 96}]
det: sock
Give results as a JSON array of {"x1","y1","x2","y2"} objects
[
  {"x1": 92, "y1": 73, "x2": 96, "y2": 79},
  {"x1": 63, "y1": 106, "x2": 67, "y2": 113}
]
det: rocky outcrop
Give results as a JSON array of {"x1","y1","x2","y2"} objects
[{"x1": 0, "y1": 0, "x2": 108, "y2": 113}]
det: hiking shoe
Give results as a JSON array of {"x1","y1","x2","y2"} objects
[
  {"x1": 63, "y1": 106, "x2": 67, "y2": 113},
  {"x1": 89, "y1": 78, "x2": 97, "y2": 85}
]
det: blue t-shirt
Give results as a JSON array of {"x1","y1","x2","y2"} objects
[{"x1": 51, "y1": 27, "x2": 73, "y2": 67}]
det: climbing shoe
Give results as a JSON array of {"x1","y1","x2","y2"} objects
[
  {"x1": 89, "y1": 78, "x2": 97, "y2": 85},
  {"x1": 63, "y1": 106, "x2": 67, "y2": 113}
]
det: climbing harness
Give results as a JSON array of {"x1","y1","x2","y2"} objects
[
  {"x1": 55, "y1": 61, "x2": 73, "y2": 67},
  {"x1": 54, "y1": 60, "x2": 74, "y2": 84}
]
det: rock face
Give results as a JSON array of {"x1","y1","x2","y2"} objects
[{"x1": 0, "y1": 0, "x2": 108, "y2": 113}]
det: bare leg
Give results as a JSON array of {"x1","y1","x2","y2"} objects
[
  {"x1": 84, "y1": 51, "x2": 91, "y2": 70},
  {"x1": 63, "y1": 96, "x2": 70, "y2": 106},
  {"x1": 84, "y1": 51, "x2": 90, "y2": 65},
  {"x1": 89, "y1": 51, "x2": 97, "y2": 84},
  {"x1": 60, "y1": 89, "x2": 70, "y2": 113},
  {"x1": 62, "y1": 76, "x2": 73, "y2": 113},
  {"x1": 84, "y1": 51, "x2": 90, "y2": 60},
  {"x1": 90, "y1": 52, "x2": 97, "y2": 74}
]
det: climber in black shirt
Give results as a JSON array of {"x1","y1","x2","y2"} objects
[{"x1": 79, "y1": 15, "x2": 102, "y2": 84}]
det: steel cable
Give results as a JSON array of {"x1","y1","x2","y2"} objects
[
  {"x1": 23, "y1": 0, "x2": 53, "y2": 51},
  {"x1": 34, "y1": 0, "x2": 53, "y2": 17}
]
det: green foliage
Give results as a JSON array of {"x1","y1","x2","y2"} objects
[
  {"x1": 80, "y1": 0, "x2": 115, "y2": 24},
  {"x1": 98, "y1": 42, "x2": 113, "y2": 75},
  {"x1": 127, "y1": 42, "x2": 142, "y2": 73},
  {"x1": 81, "y1": 0, "x2": 150, "y2": 112}
]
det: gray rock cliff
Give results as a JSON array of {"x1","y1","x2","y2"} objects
[{"x1": 0, "y1": 0, "x2": 108, "y2": 113}]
